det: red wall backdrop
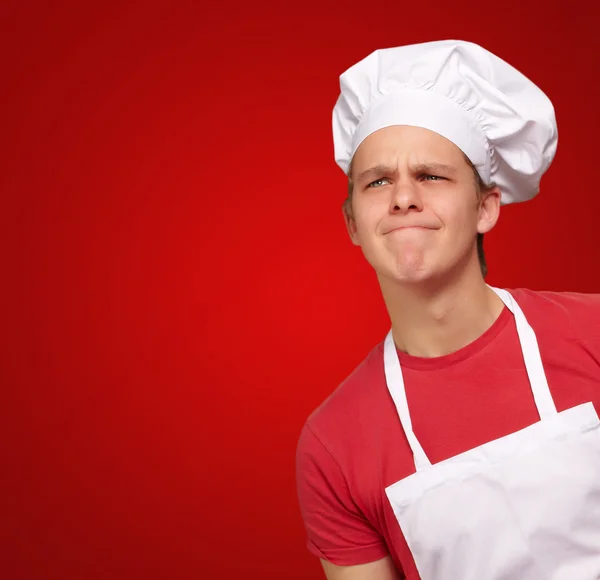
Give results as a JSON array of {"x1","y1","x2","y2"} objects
[{"x1": 2, "y1": 1, "x2": 599, "y2": 579}]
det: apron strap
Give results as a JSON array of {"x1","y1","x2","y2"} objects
[
  {"x1": 490, "y1": 287, "x2": 557, "y2": 419},
  {"x1": 384, "y1": 331, "x2": 432, "y2": 470}
]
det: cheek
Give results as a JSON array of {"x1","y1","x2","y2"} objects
[
  {"x1": 353, "y1": 200, "x2": 383, "y2": 240},
  {"x1": 435, "y1": 197, "x2": 479, "y2": 234}
]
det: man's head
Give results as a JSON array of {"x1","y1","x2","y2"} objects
[
  {"x1": 342, "y1": 126, "x2": 500, "y2": 285},
  {"x1": 332, "y1": 42, "x2": 558, "y2": 283}
]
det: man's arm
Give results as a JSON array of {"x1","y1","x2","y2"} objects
[
  {"x1": 297, "y1": 424, "x2": 401, "y2": 575},
  {"x1": 321, "y1": 556, "x2": 403, "y2": 580}
]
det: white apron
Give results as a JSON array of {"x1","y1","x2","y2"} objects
[{"x1": 384, "y1": 287, "x2": 600, "y2": 580}]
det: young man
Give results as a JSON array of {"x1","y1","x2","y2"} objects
[{"x1": 296, "y1": 40, "x2": 600, "y2": 580}]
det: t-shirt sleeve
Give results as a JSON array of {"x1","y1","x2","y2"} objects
[{"x1": 295, "y1": 422, "x2": 389, "y2": 566}]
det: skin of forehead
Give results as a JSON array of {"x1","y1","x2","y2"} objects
[{"x1": 350, "y1": 126, "x2": 473, "y2": 183}]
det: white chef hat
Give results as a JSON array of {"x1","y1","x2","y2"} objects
[{"x1": 332, "y1": 40, "x2": 558, "y2": 204}]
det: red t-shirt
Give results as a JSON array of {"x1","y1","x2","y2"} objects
[{"x1": 296, "y1": 288, "x2": 600, "y2": 579}]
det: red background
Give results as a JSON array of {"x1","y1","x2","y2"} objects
[{"x1": 2, "y1": 1, "x2": 599, "y2": 579}]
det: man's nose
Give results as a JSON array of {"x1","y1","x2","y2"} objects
[{"x1": 390, "y1": 182, "x2": 423, "y2": 213}]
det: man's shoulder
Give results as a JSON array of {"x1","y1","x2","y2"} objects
[
  {"x1": 508, "y1": 286, "x2": 600, "y2": 336},
  {"x1": 304, "y1": 340, "x2": 389, "y2": 444},
  {"x1": 509, "y1": 286, "x2": 600, "y2": 314}
]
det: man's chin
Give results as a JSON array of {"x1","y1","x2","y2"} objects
[
  {"x1": 378, "y1": 265, "x2": 436, "y2": 286},
  {"x1": 395, "y1": 271, "x2": 435, "y2": 285}
]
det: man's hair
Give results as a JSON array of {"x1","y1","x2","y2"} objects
[{"x1": 343, "y1": 156, "x2": 496, "y2": 277}]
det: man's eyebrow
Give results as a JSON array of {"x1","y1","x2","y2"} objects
[
  {"x1": 354, "y1": 162, "x2": 458, "y2": 183},
  {"x1": 412, "y1": 162, "x2": 458, "y2": 176},
  {"x1": 354, "y1": 164, "x2": 397, "y2": 184}
]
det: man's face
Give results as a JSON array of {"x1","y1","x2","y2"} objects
[{"x1": 345, "y1": 125, "x2": 499, "y2": 285}]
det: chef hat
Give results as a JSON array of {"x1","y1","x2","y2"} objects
[{"x1": 332, "y1": 40, "x2": 558, "y2": 204}]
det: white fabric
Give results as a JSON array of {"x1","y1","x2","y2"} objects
[
  {"x1": 332, "y1": 40, "x2": 558, "y2": 205},
  {"x1": 383, "y1": 287, "x2": 600, "y2": 579}
]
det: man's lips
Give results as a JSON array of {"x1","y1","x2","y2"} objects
[{"x1": 384, "y1": 225, "x2": 437, "y2": 234}]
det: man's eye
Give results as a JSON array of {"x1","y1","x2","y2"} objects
[
  {"x1": 367, "y1": 178, "x2": 390, "y2": 188},
  {"x1": 422, "y1": 174, "x2": 444, "y2": 181}
]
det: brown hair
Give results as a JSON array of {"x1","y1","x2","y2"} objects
[{"x1": 343, "y1": 156, "x2": 495, "y2": 277}]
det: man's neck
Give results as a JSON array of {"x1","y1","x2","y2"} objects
[{"x1": 379, "y1": 266, "x2": 505, "y2": 358}]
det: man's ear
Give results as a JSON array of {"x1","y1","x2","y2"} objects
[
  {"x1": 342, "y1": 201, "x2": 361, "y2": 246},
  {"x1": 477, "y1": 186, "x2": 501, "y2": 235}
]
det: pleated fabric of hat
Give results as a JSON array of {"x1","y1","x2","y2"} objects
[{"x1": 332, "y1": 40, "x2": 558, "y2": 205}]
